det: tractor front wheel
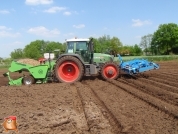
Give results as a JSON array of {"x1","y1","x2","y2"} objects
[
  {"x1": 23, "y1": 75, "x2": 35, "y2": 85},
  {"x1": 55, "y1": 56, "x2": 84, "y2": 83},
  {"x1": 101, "y1": 62, "x2": 119, "y2": 80}
]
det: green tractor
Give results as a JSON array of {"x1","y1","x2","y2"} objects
[
  {"x1": 54, "y1": 38, "x2": 120, "y2": 83},
  {"x1": 3, "y1": 38, "x2": 120, "y2": 85}
]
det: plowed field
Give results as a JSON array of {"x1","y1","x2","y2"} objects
[{"x1": 0, "y1": 61, "x2": 178, "y2": 134}]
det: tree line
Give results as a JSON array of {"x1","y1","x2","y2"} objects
[
  {"x1": 5, "y1": 23, "x2": 178, "y2": 60},
  {"x1": 9, "y1": 35, "x2": 142, "y2": 60},
  {"x1": 10, "y1": 40, "x2": 66, "y2": 60},
  {"x1": 140, "y1": 23, "x2": 178, "y2": 55}
]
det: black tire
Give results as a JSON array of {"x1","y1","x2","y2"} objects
[
  {"x1": 23, "y1": 75, "x2": 35, "y2": 85},
  {"x1": 55, "y1": 56, "x2": 84, "y2": 83},
  {"x1": 101, "y1": 62, "x2": 120, "y2": 80}
]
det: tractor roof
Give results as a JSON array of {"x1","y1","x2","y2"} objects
[{"x1": 66, "y1": 38, "x2": 90, "y2": 42}]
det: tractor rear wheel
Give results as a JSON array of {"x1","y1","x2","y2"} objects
[
  {"x1": 101, "y1": 62, "x2": 119, "y2": 80},
  {"x1": 55, "y1": 56, "x2": 84, "y2": 83},
  {"x1": 23, "y1": 75, "x2": 35, "y2": 85}
]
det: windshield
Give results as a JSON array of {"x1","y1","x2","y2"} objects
[
  {"x1": 76, "y1": 41, "x2": 88, "y2": 51},
  {"x1": 67, "y1": 41, "x2": 88, "y2": 53}
]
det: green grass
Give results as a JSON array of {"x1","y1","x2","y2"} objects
[
  {"x1": 0, "y1": 66, "x2": 8, "y2": 69},
  {"x1": 0, "y1": 64, "x2": 9, "y2": 69}
]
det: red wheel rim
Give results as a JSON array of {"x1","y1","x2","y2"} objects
[
  {"x1": 103, "y1": 65, "x2": 117, "y2": 79},
  {"x1": 58, "y1": 61, "x2": 79, "y2": 82}
]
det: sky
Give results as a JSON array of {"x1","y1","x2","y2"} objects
[{"x1": 0, "y1": 0, "x2": 178, "y2": 58}]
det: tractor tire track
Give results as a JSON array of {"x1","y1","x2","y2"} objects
[
  {"x1": 84, "y1": 79, "x2": 178, "y2": 134},
  {"x1": 137, "y1": 77, "x2": 178, "y2": 94},
  {"x1": 150, "y1": 73, "x2": 178, "y2": 81},
  {"x1": 108, "y1": 79, "x2": 178, "y2": 119},
  {"x1": 74, "y1": 82, "x2": 122, "y2": 134},
  {"x1": 83, "y1": 80, "x2": 143, "y2": 133},
  {"x1": 159, "y1": 72, "x2": 178, "y2": 77},
  {"x1": 153, "y1": 70, "x2": 178, "y2": 75},
  {"x1": 68, "y1": 84, "x2": 90, "y2": 133},
  {"x1": 120, "y1": 77, "x2": 178, "y2": 106},
  {"x1": 148, "y1": 76, "x2": 178, "y2": 87},
  {"x1": 149, "y1": 73, "x2": 178, "y2": 83}
]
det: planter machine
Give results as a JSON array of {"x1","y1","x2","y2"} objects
[{"x1": 3, "y1": 38, "x2": 159, "y2": 86}]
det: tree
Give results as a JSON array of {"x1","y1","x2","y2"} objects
[
  {"x1": 91, "y1": 38, "x2": 102, "y2": 53},
  {"x1": 120, "y1": 45, "x2": 132, "y2": 55},
  {"x1": 45, "y1": 41, "x2": 66, "y2": 58},
  {"x1": 131, "y1": 44, "x2": 143, "y2": 56},
  {"x1": 152, "y1": 23, "x2": 178, "y2": 55},
  {"x1": 97, "y1": 35, "x2": 111, "y2": 53},
  {"x1": 10, "y1": 49, "x2": 25, "y2": 59},
  {"x1": 0, "y1": 57, "x2": 4, "y2": 65},
  {"x1": 139, "y1": 34, "x2": 153, "y2": 55},
  {"x1": 45, "y1": 42, "x2": 64, "y2": 52},
  {"x1": 23, "y1": 40, "x2": 66, "y2": 59},
  {"x1": 110, "y1": 37, "x2": 123, "y2": 55},
  {"x1": 24, "y1": 40, "x2": 45, "y2": 59},
  {"x1": 92, "y1": 35, "x2": 123, "y2": 55}
]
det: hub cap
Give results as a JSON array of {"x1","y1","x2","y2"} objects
[
  {"x1": 24, "y1": 77, "x2": 32, "y2": 85},
  {"x1": 103, "y1": 66, "x2": 117, "y2": 79},
  {"x1": 58, "y1": 61, "x2": 79, "y2": 82}
]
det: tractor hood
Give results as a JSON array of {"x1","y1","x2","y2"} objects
[{"x1": 93, "y1": 53, "x2": 119, "y2": 63}]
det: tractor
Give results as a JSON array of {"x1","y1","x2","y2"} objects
[
  {"x1": 3, "y1": 38, "x2": 159, "y2": 86},
  {"x1": 3, "y1": 38, "x2": 120, "y2": 85},
  {"x1": 54, "y1": 38, "x2": 120, "y2": 83}
]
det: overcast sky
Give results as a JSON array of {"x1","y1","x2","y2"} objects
[{"x1": 0, "y1": 0, "x2": 178, "y2": 58}]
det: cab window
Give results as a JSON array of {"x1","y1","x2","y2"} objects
[
  {"x1": 67, "y1": 42, "x2": 74, "y2": 53},
  {"x1": 76, "y1": 41, "x2": 88, "y2": 51}
]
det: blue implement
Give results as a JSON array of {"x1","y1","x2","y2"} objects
[{"x1": 117, "y1": 54, "x2": 159, "y2": 75}]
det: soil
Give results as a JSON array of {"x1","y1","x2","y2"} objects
[
  {"x1": 0, "y1": 60, "x2": 178, "y2": 134},
  {"x1": 16, "y1": 58, "x2": 41, "y2": 66}
]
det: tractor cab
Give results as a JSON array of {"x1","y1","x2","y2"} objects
[
  {"x1": 65, "y1": 38, "x2": 117, "y2": 64},
  {"x1": 65, "y1": 38, "x2": 94, "y2": 63}
]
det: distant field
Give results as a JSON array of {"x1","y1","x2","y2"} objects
[
  {"x1": 121, "y1": 55, "x2": 178, "y2": 61},
  {"x1": 0, "y1": 65, "x2": 8, "y2": 69},
  {"x1": 0, "y1": 55, "x2": 177, "y2": 70}
]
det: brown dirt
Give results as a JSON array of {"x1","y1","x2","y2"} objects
[
  {"x1": 0, "y1": 69, "x2": 8, "y2": 86},
  {"x1": 0, "y1": 61, "x2": 178, "y2": 134},
  {"x1": 17, "y1": 59, "x2": 41, "y2": 66}
]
